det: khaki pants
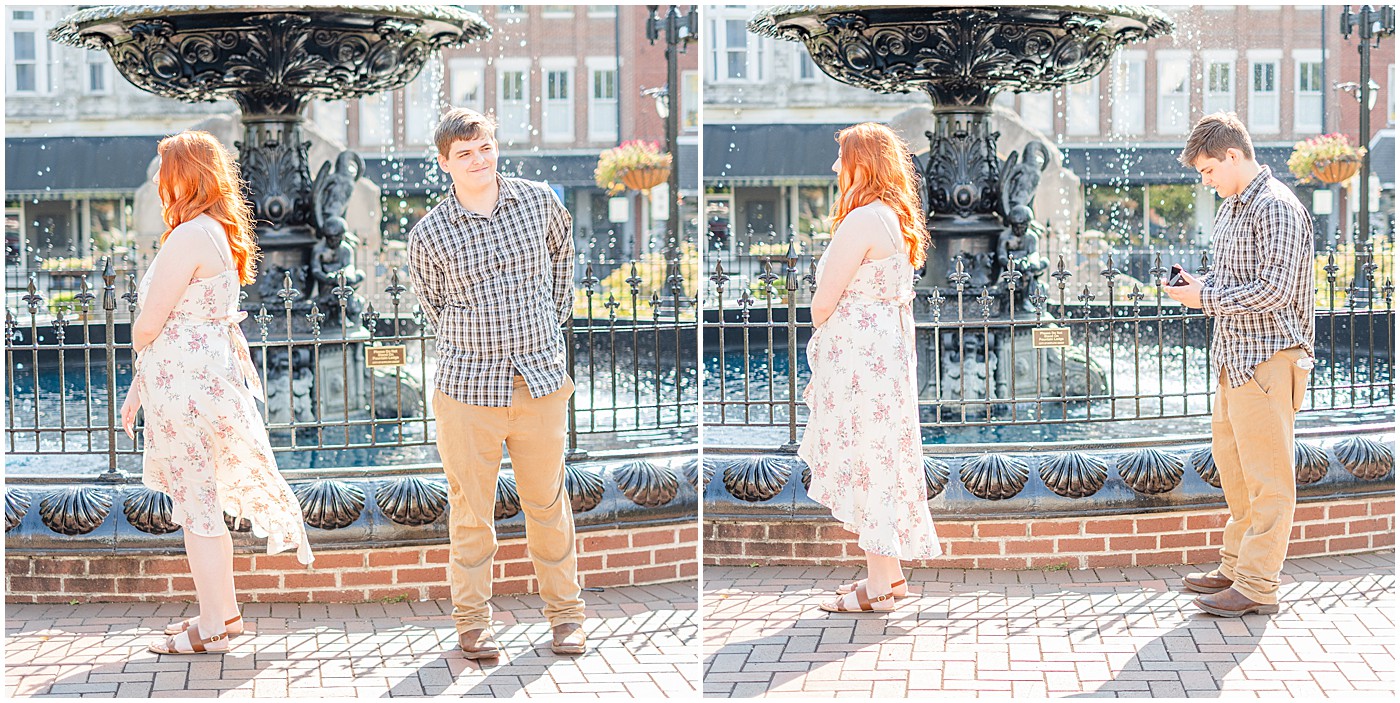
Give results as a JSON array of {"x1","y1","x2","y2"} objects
[
  {"x1": 433, "y1": 376, "x2": 585, "y2": 633},
  {"x1": 1211, "y1": 347, "x2": 1310, "y2": 604}
]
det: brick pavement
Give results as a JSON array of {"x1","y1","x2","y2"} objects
[
  {"x1": 703, "y1": 550, "x2": 1396, "y2": 698},
  {"x1": 5, "y1": 581, "x2": 697, "y2": 698}
]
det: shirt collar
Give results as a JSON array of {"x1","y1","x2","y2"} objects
[
  {"x1": 447, "y1": 173, "x2": 519, "y2": 221},
  {"x1": 1229, "y1": 164, "x2": 1272, "y2": 209}
]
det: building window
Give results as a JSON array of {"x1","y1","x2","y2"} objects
[
  {"x1": 312, "y1": 100, "x2": 349, "y2": 145},
  {"x1": 405, "y1": 70, "x2": 440, "y2": 146},
  {"x1": 588, "y1": 62, "x2": 618, "y2": 142},
  {"x1": 1066, "y1": 78, "x2": 1100, "y2": 136},
  {"x1": 543, "y1": 65, "x2": 574, "y2": 142},
  {"x1": 1204, "y1": 59, "x2": 1234, "y2": 115},
  {"x1": 86, "y1": 50, "x2": 110, "y2": 94},
  {"x1": 710, "y1": 16, "x2": 764, "y2": 82},
  {"x1": 448, "y1": 58, "x2": 485, "y2": 112},
  {"x1": 1389, "y1": 64, "x2": 1395, "y2": 126},
  {"x1": 1157, "y1": 54, "x2": 1191, "y2": 135},
  {"x1": 1112, "y1": 54, "x2": 1145, "y2": 135},
  {"x1": 496, "y1": 64, "x2": 530, "y2": 143},
  {"x1": 587, "y1": 6, "x2": 616, "y2": 18},
  {"x1": 11, "y1": 30, "x2": 39, "y2": 94},
  {"x1": 541, "y1": 5, "x2": 573, "y2": 18},
  {"x1": 358, "y1": 93, "x2": 393, "y2": 147},
  {"x1": 796, "y1": 47, "x2": 818, "y2": 82},
  {"x1": 498, "y1": 5, "x2": 525, "y2": 17},
  {"x1": 682, "y1": 70, "x2": 699, "y2": 132},
  {"x1": 1248, "y1": 59, "x2": 1280, "y2": 134},
  {"x1": 1020, "y1": 91, "x2": 1054, "y2": 134},
  {"x1": 1295, "y1": 56, "x2": 1323, "y2": 134}
]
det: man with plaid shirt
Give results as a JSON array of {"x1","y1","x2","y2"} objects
[
  {"x1": 1165, "y1": 112, "x2": 1315, "y2": 618},
  {"x1": 407, "y1": 108, "x2": 585, "y2": 657}
]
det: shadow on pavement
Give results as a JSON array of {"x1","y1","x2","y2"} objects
[{"x1": 1066, "y1": 614, "x2": 1265, "y2": 698}]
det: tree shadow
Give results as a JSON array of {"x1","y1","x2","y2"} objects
[
  {"x1": 5, "y1": 603, "x2": 261, "y2": 697},
  {"x1": 702, "y1": 567, "x2": 963, "y2": 697},
  {"x1": 387, "y1": 596, "x2": 699, "y2": 697},
  {"x1": 1065, "y1": 615, "x2": 1264, "y2": 698},
  {"x1": 384, "y1": 622, "x2": 565, "y2": 697},
  {"x1": 1065, "y1": 570, "x2": 1393, "y2": 698},
  {"x1": 702, "y1": 563, "x2": 1395, "y2": 698}
]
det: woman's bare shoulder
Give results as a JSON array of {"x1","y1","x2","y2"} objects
[
  {"x1": 837, "y1": 203, "x2": 881, "y2": 229},
  {"x1": 162, "y1": 216, "x2": 227, "y2": 262}
]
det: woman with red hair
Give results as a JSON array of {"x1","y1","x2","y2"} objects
[
  {"x1": 121, "y1": 130, "x2": 312, "y2": 654},
  {"x1": 799, "y1": 123, "x2": 941, "y2": 613}
]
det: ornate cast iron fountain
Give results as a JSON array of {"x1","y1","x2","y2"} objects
[
  {"x1": 751, "y1": 4, "x2": 1173, "y2": 406},
  {"x1": 51, "y1": 5, "x2": 491, "y2": 326},
  {"x1": 49, "y1": 5, "x2": 490, "y2": 425}
]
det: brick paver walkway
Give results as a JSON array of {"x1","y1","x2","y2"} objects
[
  {"x1": 703, "y1": 551, "x2": 1395, "y2": 698},
  {"x1": 5, "y1": 581, "x2": 697, "y2": 698}
]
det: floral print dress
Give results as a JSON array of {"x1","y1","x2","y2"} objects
[
  {"x1": 798, "y1": 203, "x2": 941, "y2": 560},
  {"x1": 136, "y1": 216, "x2": 313, "y2": 564}
]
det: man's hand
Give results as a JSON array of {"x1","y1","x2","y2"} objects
[{"x1": 1162, "y1": 269, "x2": 1204, "y2": 309}]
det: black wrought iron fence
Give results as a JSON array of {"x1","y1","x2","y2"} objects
[
  {"x1": 704, "y1": 244, "x2": 1395, "y2": 446},
  {"x1": 703, "y1": 236, "x2": 1395, "y2": 314},
  {"x1": 5, "y1": 256, "x2": 699, "y2": 477}
]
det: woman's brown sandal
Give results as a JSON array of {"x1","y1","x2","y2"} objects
[
  {"x1": 835, "y1": 578, "x2": 908, "y2": 598},
  {"x1": 164, "y1": 614, "x2": 242, "y2": 637},
  {"x1": 818, "y1": 584, "x2": 898, "y2": 613},
  {"x1": 148, "y1": 621, "x2": 230, "y2": 655}
]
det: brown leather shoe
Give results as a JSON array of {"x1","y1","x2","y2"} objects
[
  {"x1": 550, "y1": 622, "x2": 586, "y2": 655},
  {"x1": 458, "y1": 628, "x2": 500, "y2": 659},
  {"x1": 1192, "y1": 587, "x2": 1280, "y2": 617},
  {"x1": 1183, "y1": 570, "x2": 1234, "y2": 594}
]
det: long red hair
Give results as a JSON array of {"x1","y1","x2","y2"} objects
[
  {"x1": 156, "y1": 131, "x2": 258, "y2": 285},
  {"x1": 828, "y1": 123, "x2": 928, "y2": 268}
]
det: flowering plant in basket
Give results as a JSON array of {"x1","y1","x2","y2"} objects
[
  {"x1": 1288, "y1": 133, "x2": 1366, "y2": 184},
  {"x1": 594, "y1": 140, "x2": 672, "y2": 195}
]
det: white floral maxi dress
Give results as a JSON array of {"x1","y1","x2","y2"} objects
[
  {"x1": 135, "y1": 222, "x2": 313, "y2": 564},
  {"x1": 798, "y1": 206, "x2": 941, "y2": 560}
]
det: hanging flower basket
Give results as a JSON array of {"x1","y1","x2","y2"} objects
[
  {"x1": 595, "y1": 140, "x2": 673, "y2": 195},
  {"x1": 619, "y1": 166, "x2": 670, "y2": 191},
  {"x1": 1288, "y1": 133, "x2": 1366, "y2": 184},
  {"x1": 1311, "y1": 157, "x2": 1361, "y2": 184}
]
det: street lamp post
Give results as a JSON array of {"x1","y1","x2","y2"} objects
[
  {"x1": 1340, "y1": 5, "x2": 1395, "y2": 302},
  {"x1": 646, "y1": 5, "x2": 697, "y2": 266},
  {"x1": 1338, "y1": 3, "x2": 1394, "y2": 305}
]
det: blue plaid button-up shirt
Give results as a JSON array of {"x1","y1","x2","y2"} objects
[
  {"x1": 1199, "y1": 165, "x2": 1315, "y2": 388},
  {"x1": 407, "y1": 175, "x2": 574, "y2": 407}
]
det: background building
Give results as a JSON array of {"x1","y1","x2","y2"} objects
[
  {"x1": 5, "y1": 5, "x2": 699, "y2": 286},
  {"x1": 704, "y1": 4, "x2": 1394, "y2": 257}
]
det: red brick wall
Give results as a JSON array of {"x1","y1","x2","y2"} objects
[
  {"x1": 6, "y1": 524, "x2": 697, "y2": 605},
  {"x1": 705, "y1": 496, "x2": 1395, "y2": 570}
]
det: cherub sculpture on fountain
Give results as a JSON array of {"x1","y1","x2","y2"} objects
[{"x1": 309, "y1": 150, "x2": 366, "y2": 325}]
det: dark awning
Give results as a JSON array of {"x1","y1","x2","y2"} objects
[
  {"x1": 1370, "y1": 130, "x2": 1394, "y2": 189},
  {"x1": 1059, "y1": 144, "x2": 1299, "y2": 186},
  {"x1": 705, "y1": 123, "x2": 1302, "y2": 189},
  {"x1": 6, "y1": 136, "x2": 160, "y2": 197},
  {"x1": 704, "y1": 123, "x2": 846, "y2": 186},
  {"x1": 5, "y1": 136, "x2": 695, "y2": 200},
  {"x1": 367, "y1": 143, "x2": 698, "y2": 194}
]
